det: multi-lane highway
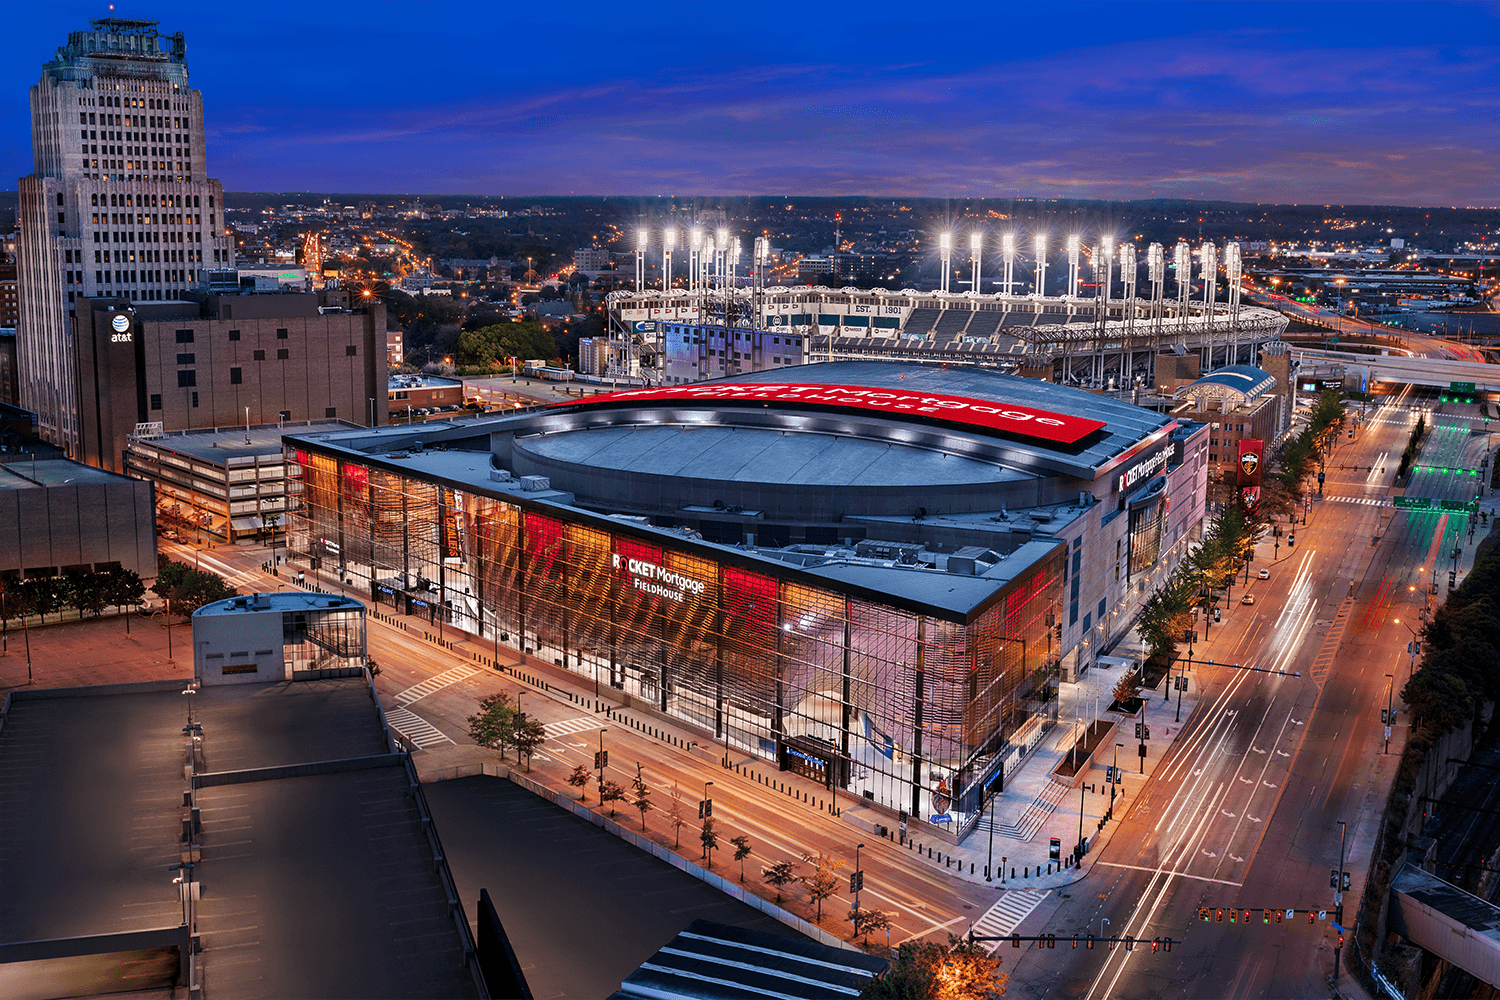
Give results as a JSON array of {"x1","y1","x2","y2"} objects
[{"x1": 1005, "y1": 387, "x2": 1496, "y2": 999}]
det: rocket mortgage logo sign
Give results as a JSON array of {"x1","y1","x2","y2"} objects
[{"x1": 556, "y1": 384, "x2": 1107, "y2": 445}]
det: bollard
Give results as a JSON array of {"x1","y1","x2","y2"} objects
[
  {"x1": 971, "y1": 863, "x2": 975, "y2": 874},
  {"x1": 1011, "y1": 867, "x2": 1016, "y2": 879}
]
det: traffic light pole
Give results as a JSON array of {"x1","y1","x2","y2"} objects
[{"x1": 1335, "y1": 819, "x2": 1347, "y2": 988}]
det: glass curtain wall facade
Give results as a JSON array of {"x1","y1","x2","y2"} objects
[{"x1": 290, "y1": 448, "x2": 1063, "y2": 843}]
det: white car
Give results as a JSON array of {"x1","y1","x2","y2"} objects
[
  {"x1": 1242, "y1": 594, "x2": 1256, "y2": 605},
  {"x1": 1257, "y1": 568, "x2": 1270, "y2": 579}
]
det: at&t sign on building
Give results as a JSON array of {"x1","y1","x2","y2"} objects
[{"x1": 285, "y1": 361, "x2": 1209, "y2": 843}]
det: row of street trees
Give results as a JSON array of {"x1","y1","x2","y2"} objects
[
  {"x1": 0, "y1": 566, "x2": 147, "y2": 629},
  {"x1": 1136, "y1": 390, "x2": 1347, "y2": 664}
]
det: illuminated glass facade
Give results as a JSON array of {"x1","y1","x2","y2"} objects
[{"x1": 288, "y1": 447, "x2": 1064, "y2": 842}]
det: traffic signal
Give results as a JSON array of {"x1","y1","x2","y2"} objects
[
  {"x1": 1330, "y1": 869, "x2": 1340, "y2": 889},
  {"x1": 1047, "y1": 934, "x2": 1055, "y2": 949},
  {"x1": 1343, "y1": 871, "x2": 1352, "y2": 891},
  {"x1": 1243, "y1": 910, "x2": 1251, "y2": 924},
  {"x1": 1163, "y1": 937, "x2": 1173, "y2": 953},
  {"x1": 1274, "y1": 910, "x2": 1283, "y2": 924},
  {"x1": 1263, "y1": 909, "x2": 1271, "y2": 924},
  {"x1": 1215, "y1": 908, "x2": 1224, "y2": 923},
  {"x1": 1381, "y1": 709, "x2": 1389, "y2": 724},
  {"x1": 1135, "y1": 723, "x2": 1143, "y2": 739},
  {"x1": 1124, "y1": 936, "x2": 1134, "y2": 952},
  {"x1": 1012, "y1": 934, "x2": 1021, "y2": 948},
  {"x1": 1309, "y1": 910, "x2": 1316, "y2": 924},
  {"x1": 1337, "y1": 934, "x2": 1345, "y2": 949},
  {"x1": 1151, "y1": 938, "x2": 1160, "y2": 953},
  {"x1": 1229, "y1": 908, "x2": 1237, "y2": 923},
  {"x1": 1086, "y1": 935, "x2": 1095, "y2": 950},
  {"x1": 1200, "y1": 908, "x2": 1210, "y2": 922}
]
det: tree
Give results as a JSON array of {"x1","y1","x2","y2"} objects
[
  {"x1": 65, "y1": 566, "x2": 108, "y2": 618},
  {"x1": 631, "y1": 770, "x2": 653, "y2": 830},
  {"x1": 567, "y1": 764, "x2": 592, "y2": 801},
  {"x1": 699, "y1": 817, "x2": 719, "y2": 867},
  {"x1": 862, "y1": 934, "x2": 1008, "y2": 999},
  {"x1": 848, "y1": 907, "x2": 894, "y2": 945},
  {"x1": 731, "y1": 835, "x2": 752, "y2": 883},
  {"x1": 761, "y1": 859, "x2": 802, "y2": 904},
  {"x1": 455, "y1": 320, "x2": 557, "y2": 370},
  {"x1": 802, "y1": 852, "x2": 845, "y2": 923},
  {"x1": 151, "y1": 556, "x2": 236, "y2": 616},
  {"x1": 19, "y1": 576, "x2": 63, "y2": 624},
  {"x1": 667, "y1": 784, "x2": 688, "y2": 848},
  {"x1": 511, "y1": 714, "x2": 547, "y2": 771},
  {"x1": 103, "y1": 567, "x2": 146, "y2": 634},
  {"x1": 600, "y1": 779, "x2": 627, "y2": 817},
  {"x1": 466, "y1": 693, "x2": 515, "y2": 760},
  {"x1": 1112, "y1": 671, "x2": 1143, "y2": 708}
]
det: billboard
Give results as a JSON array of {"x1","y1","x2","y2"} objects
[
  {"x1": 1237, "y1": 439, "x2": 1264, "y2": 511},
  {"x1": 551, "y1": 383, "x2": 1108, "y2": 445}
]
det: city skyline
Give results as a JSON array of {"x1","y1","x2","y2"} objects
[{"x1": 5, "y1": 1, "x2": 1500, "y2": 207}]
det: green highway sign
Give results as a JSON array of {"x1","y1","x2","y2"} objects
[
  {"x1": 1440, "y1": 499, "x2": 1479, "y2": 513},
  {"x1": 1451, "y1": 382, "x2": 1476, "y2": 393},
  {"x1": 1393, "y1": 497, "x2": 1431, "y2": 509}
]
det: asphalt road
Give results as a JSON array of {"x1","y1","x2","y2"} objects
[{"x1": 1004, "y1": 387, "x2": 1498, "y2": 999}]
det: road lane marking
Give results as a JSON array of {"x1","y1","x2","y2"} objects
[
  {"x1": 394, "y1": 665, "x2": 478, "y2": 706},
  {"x1": 970, "y1": 890, "x2": 1052, "y2": 953},
  {"x1": 1095, "y1": 862, "x2": 1242, "y2": 886},
  {"x1": 384, "y1": 707, "x2": 452, "y2": 748}
]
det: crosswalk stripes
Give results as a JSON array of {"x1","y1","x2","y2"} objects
[
  {"x1": 1309, "y1": 598, "x2": 1354, "y2": 690},
  {"x1": 544, "y1": 716, "x2": 605, "y2": 740},
  {"x1": 385, "y1": 707, "x2": 453, "y2": 749},
  {"x1": 394, "y1": 665, "x2": 480, "y2": 706},
  {"x1": 971, "y1": 889, "x2": 1051, "y2": 952},
  {"x1": 1326, "y1": 496, "x2": 1385, "y2": 506}
]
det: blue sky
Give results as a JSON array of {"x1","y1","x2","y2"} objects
[{"x1": 6, "y1": 1, "x2": 1499, "y2": 205}]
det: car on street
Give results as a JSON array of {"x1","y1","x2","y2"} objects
[
  {"x1": 1257, "y1": 568, "x2": 1270, "y2": 579},
  {"x1": 1242, "y1": 594, "x2": 1256, "y2": 605}
]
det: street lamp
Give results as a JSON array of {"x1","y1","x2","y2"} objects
[
  {"x1": 1384, "y1": 673, "x2": 1394, "y2": 754},
  {"x1": 597, "y1": 728, "x2": 609, "y2": 802},
  {"x1": 854, "y1": 842, "x2": 866, "y2": 911}
]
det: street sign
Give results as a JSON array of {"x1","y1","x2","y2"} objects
[
  {"x1": 1451, "y1": 381, "x2": 1476, "y2": 393},
  {"x1": 850, "y1": 870, "x2": 864, "y2": 893},
  {"x1": 1319, "y1": 910, "x2": 1328, "y2": 921},
  {"x1": 594, "y1": 750, "x2": 609, "y2": 769}
]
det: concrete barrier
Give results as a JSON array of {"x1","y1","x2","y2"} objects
[{"x1": 196, "y1": 752, "x2": 406, "y2": 787}]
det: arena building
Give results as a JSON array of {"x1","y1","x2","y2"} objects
[{"x1": 283, "y1": 361, "x2": 1208, "y2": 844}]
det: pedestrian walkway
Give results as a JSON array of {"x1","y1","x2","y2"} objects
[
  {"x1": 970, "y1": 889, "x2": 1051, "y2": 952},
  {"x1": 394, "y1": 665, "x2": 479, "y2": 706},
  {"x1": 544, "y1": 716, "x2": 606, "y2": 740},
  {"x1": 385, "y1": 706, "x2": 453, "y2": 748},
  {"x1": 1327, "y1": 495, "x2": 1387, "y2": 506}
]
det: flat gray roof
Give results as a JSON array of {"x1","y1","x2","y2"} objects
[
  {"x1": 0, "y1": 679, "x2": 477, "y2": 999},
  {"x1": 0, "y1": 457, "x2": 135, "y2": 490},
  {"x1": 133, "y1": 420, "x2": 352, "y2": 464},
  {"x1": 195, "y1": 591, "x2": 365, "y2": 618}
]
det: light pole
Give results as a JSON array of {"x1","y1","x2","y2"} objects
[
  {"x1": 986, "y1": 784, "x2": 997, "y2": 881},
  {"x1": 854, "y1": 842, "x2": 866, "y2": 912},
  {"x1": 1384, "y1": 673, "x2": 1394, "y2": 753},
  {"x1": 1112, "y1": 742, "x2": 1123, "y2": 819},
  {"x1": 1334, "y1": 819, "x2": 1347, "y2": 987},
  {"x1": 597, "y1": 728, "x2": 608, "y2": 803}
]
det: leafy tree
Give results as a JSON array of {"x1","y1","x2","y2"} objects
[
  {"x1": 511, "y1": 714, "x2": 547, "y2": 772},
  {"x1": 567, "y1": 763, "x2": 592, "y2": 801},
  {"x1": 65, "y1": 566, "x2": 108, "y2": 618},
  {"x1": 700, "y1": 816, "x2": 719, "y2": 867},
  {"x1": 103, "y1": 568, "x2": 146, "y2": 633},
  {"x1": 862, "y1": 934, "x2": 1008, "y2": 999},
  {"x1": 19, "y1": 576, "x2": 63, "y2": 624},
  {"x1": 151, "y1": 556, "x2": 236, "y2": 616},
  {"x1": 802, "y1": 852, "x2": 845, "y2": 923},
  {"x1": 456, "y1": 320, "x2": 557, "y2": 369},
  {"x1": 848, "y1": 907, "x2": 894, "y2": 945},
  {"x1": 761, "y1": 858, "x2": 802, "y2": 904},
  {"x1": 467, "y1": 693, "x2": 516, "y2": 760},
  {"x1": 1112, "y1": 671, "x2": 1143, "y2": 708},
  {"x1": 631, "y1": 771, "x2": 653, "y2": 830},
  {"x1": 0, "y1": 575, "x2": 33, "y2": 628},
  {"x1": 600, "y1": 779, "x2": 627, "y2": 817},
  {"x1": 667, "y1": 784, "x2": 688, "y2": 848},
  {"x1": 731, "y1": 835, "x2": 752, "y2": 883}
]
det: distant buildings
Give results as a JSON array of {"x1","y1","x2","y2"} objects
[{"x1": 16, "y1": 17, "x2": 236, "y2": 457}]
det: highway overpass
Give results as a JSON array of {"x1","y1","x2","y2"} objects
[{"x1": 1292, "y1": 347, "x2": 1500, "y2": 392}]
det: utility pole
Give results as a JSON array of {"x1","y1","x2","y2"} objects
[{"x1": 1335, "y1": 819, "x2": 1347, "y2": 988}]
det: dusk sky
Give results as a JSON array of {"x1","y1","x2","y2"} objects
[{"x1": 6, "y1": 1, "x2": 1499, "y2": 206}]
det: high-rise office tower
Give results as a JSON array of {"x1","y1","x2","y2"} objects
[{"x1": 16, "y1": 17, "x2": 233, "y2": 455}]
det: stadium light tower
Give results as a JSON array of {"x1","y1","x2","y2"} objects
[
  {"x1": 1002, "y1": 233, "x2": 1016, "y2": 298},
  {"x1": 1120, "y1": 242, "x2": 1138, "y2": 333},
  {"x1": 636, "y1": 229, "x2": 648, "y2": 294},
  {"x1": 1033, "y1": 233, "x2": 1048, "y2": 298},
  {"x1": 753, "y1": 236, "x2": 770, "y2": 291},
  {"x1": 1147, "y1": 242, "x2": 1166, "y2": 339},
  {"x1": 1174, "y1": 240, "x2": 1192, "y2": 342},
  {"x1": 1098, "y1": 234, "x2": 1114, "y2": 306},
  {"x1": 1201, "y1": 241, "x2": 1219, "y2": 362},
  {"x1": 717, "y1": 227, "x2": 730, "y2": 290},
  {"x1": 939, "y1": 232, "x2": 952, "y2": 294},
  {"x1": 1066, "y1": 234, "x2": 1081, "y2": 299},
  {"x1": 663, "y1": 227, "x2": 676, "y2": 292},
  {"x1": 690, "y1": 227, "x2": 704, "y2": 295},
  {"x1": 970, "y1": 231, "x2": 984, "y2": 294},
  {"x1": 1224, "y1": 242, "x2": 1243, "y2": 360}
]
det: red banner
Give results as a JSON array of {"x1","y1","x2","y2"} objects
[
  {"x1": 1236, "y1": 439, "x2": 1264, "y2": 488},
  {"x1": 550, "y1": 383, "x2": 1107, "y2": 445}
]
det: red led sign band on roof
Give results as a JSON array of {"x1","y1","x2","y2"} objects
[{"x1": 550, "y1": 384, "x2": 1107, "y2": 445}]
